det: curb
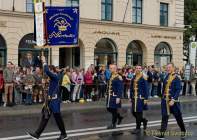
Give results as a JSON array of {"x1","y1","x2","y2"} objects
[{"x1": 0, "y1": 97, "x2": 196, "y2": 117}]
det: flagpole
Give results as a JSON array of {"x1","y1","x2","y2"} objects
[
  {"x1": 34, "y1": 0, "x2": 46, "y2": 63},
  {"x1": 49, "y1": 0, "x2": 52, "y2": 65},
  {"x1": 123, "y1": 0, "x2": 130, "y2": 22},
  {"x1": 12, "y1": 0, "x2": 15, "y2": 11}
]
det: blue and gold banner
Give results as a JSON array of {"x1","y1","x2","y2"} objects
[{"x1": 45, "y1": 7, "x2": 79, "y2": 46}]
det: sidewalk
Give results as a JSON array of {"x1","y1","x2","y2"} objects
[{"x1": 0, "y1": 96, "x2": 196, "y2": 116}]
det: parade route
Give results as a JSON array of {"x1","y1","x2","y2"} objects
[
  {"x1": 0, "y1": 0, "x2": 196, "y2": 139},
  {"x1": 0, "y1": 115, "x2": 196, "y2": 140},
  {"x1": 0, "y1": 100, "x2": 197, "y2": 140}
]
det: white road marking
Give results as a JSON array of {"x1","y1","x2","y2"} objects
[
  {"x1": 25, "y1": 118, "x2": 197, "y2": 140},
  {"x1": 0, "y1": 116, "x2": 197, "y2": 140}
]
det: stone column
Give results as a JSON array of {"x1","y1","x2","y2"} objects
[
  {"x1": 83, "y1": 42, "x2": 94, "y2": 70},
  {"x1": 51, "y1": 47, "x2": 59, "y2": 66}
]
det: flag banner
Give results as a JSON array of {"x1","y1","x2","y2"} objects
[
  {"x1": 45, "y1": 7, "x2": 79, "y2": 46},
  {"x1": 34, "y1": 2, "x2": 46, "y2": 46}
]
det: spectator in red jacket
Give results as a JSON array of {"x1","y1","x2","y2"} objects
[{"x1": 84, "y1": 68, "x2": 93, "y2": 101}]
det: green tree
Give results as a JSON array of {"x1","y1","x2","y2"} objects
[{"x1": 183, "y1": 0, "x2": 197, "y2": 62}]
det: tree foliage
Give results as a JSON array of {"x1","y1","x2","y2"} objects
[
  {"x1": 184, "y1": 0, "x2": 197, "y2": 44},
  {"x1": 183, "y1": 0, "x2": 197, "y2": 61}
]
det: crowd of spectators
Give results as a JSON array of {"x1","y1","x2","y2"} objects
[{"x1": 0, "y1": 60, "x2": 196, "y2": 107}]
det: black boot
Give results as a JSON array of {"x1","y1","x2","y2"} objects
[
  {"x1": 57, "y1": 134, "x2": 69, "y2": 140},
  {"x1": 107, "y1": 124, "x2": 116, "y2": 129},
  {"x1": 181, "y1": 131, "x2": 187, "y2": 139},
  {"x1": 153, "y1": 131, "x2": 165, "y2": 140},
  {"x1": 26, "y1": 132, "x2": 39, "y2": 140},
  {"x1": 143, "y1": 119, "x2": 148, "y2": 130},
  {"x1": 117, "y1": 116, "x2": 124, "y2": 125},
  {"x1": 131, "y1": 129, "x2": 141, "y2": 134}
]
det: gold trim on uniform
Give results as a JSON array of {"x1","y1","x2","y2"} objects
[
  {"x1": 164, "y1": 73, "x2": 176, "y2": 115},
  {"x1": 107, "y1": 73, "x2": 122, "y2": 107},
  {"x1": 133, "y1": 73, "x2": 143, "y2": 112}
]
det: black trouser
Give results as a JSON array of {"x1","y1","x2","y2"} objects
[
  {"x1": 85, "y1": 85, "x2": 92, "y2": 99},
  {"x1": 107, "y1": 108, "x2": 121, "y2": 125},
  {"x1": 61, "y1": 86, "x2": 70, "y2": 101},
  {"x1": 98, "y1": 84, "x2": 106, "y2": 98},
  {"x1": 160, "y1": 110, "x2": 186, "y2": 134},
  {"x1": 35, "y1": 112, "x2": 66, "y2": 137},
  {"x1": 132, "y1": 111, "x2": 147, "y2": 129}
]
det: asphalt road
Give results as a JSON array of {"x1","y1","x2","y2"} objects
[{"x1": 0, "y1": 100, "x2": 197, "y2": 140}]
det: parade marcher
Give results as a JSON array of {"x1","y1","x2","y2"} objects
[
  {"x1": 27, "y1": 56, "x2": 68, "y2": 140},
  {"x1": 106, "y1": 64, "x2": 124, "y2": 129},
  {"x1": 130, "y1": 65, "x2": 149, "y2": 134},
  {"x1": 154, "y1": 63, "x2": 186, "y2": 139}
]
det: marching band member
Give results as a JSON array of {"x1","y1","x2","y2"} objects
[
  {"x1": 154, "y1": 63, "x2": 186, "y2": 139},
  {"x1": 106, "y1": 64, "x2": 124, "y2": 129},
  {"x1": 27, "y1": 56, "x2": 68, "y2": 140},
  {"x1": 130, "y1": 65, "x2": 149, "y2": 134}
]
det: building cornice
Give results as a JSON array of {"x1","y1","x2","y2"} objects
[
  {"x1": 0, "y1": 10, "x2": 33, "y2": 18},
  {"x1": 80, "y1": 18, "x2": 185, "y2": 32},
  {"x1": 0, "y1": 10, "x2": 185, "y2": 32}
]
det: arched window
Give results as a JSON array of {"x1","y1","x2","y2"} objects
[
  {"x1": 126, "y1": 41, "x2": 143, "y2": 66},
  {"x1": 154, "y1": 42, "x2": 172, "y2": 67},
  {"x1": 0, "y1": 34, "x2": 7, "y2": 67},
  {"x1": 18, "y1": 33, "x2": 48, "y2": 67},
  {"x1": 95, "y1": 38, "x2": 117, "y2": 66}
]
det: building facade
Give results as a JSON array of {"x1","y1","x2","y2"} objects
[{"x1": 0, "y1": 0, "x2": 184, "y2": 69}]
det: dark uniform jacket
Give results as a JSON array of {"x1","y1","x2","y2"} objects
[
  {"x1": 130, "y1": 74, "x2": 149, "y2": 112},
  {"x1": 44, "y1": 64, "x2": 61, "y2": 113},
  {"x1": 161, "y1": 73, "x2": 182, "y2": 116},
  {"x1": 106, "y1": 73, "x2": 123, "y2": 109}
]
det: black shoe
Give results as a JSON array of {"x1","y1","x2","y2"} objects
[
  {"x1": 153, "y1": 133, "x2": 165, "y2": 140},
  {"x1": 181, "y1": 131, "x2": 187, "y2": 139},
  {"x1": 143, "y1": 119, "x2": 148, "y2": 130},
  {"x1": 26, "y1": 132, "x2": 39, "y2": 140},
  {"x1": 107, "y1": 124, "x2": 116, "y2": 129},
  {"x1": 57, "y1": 134, "x2": 69, "y2": 140},
  {"x1": 131, "y1": 129, "x2": 141, "y2": 134},
  {"x1": 118, "y1": 116, "x2": 124, "y2": 125}
]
